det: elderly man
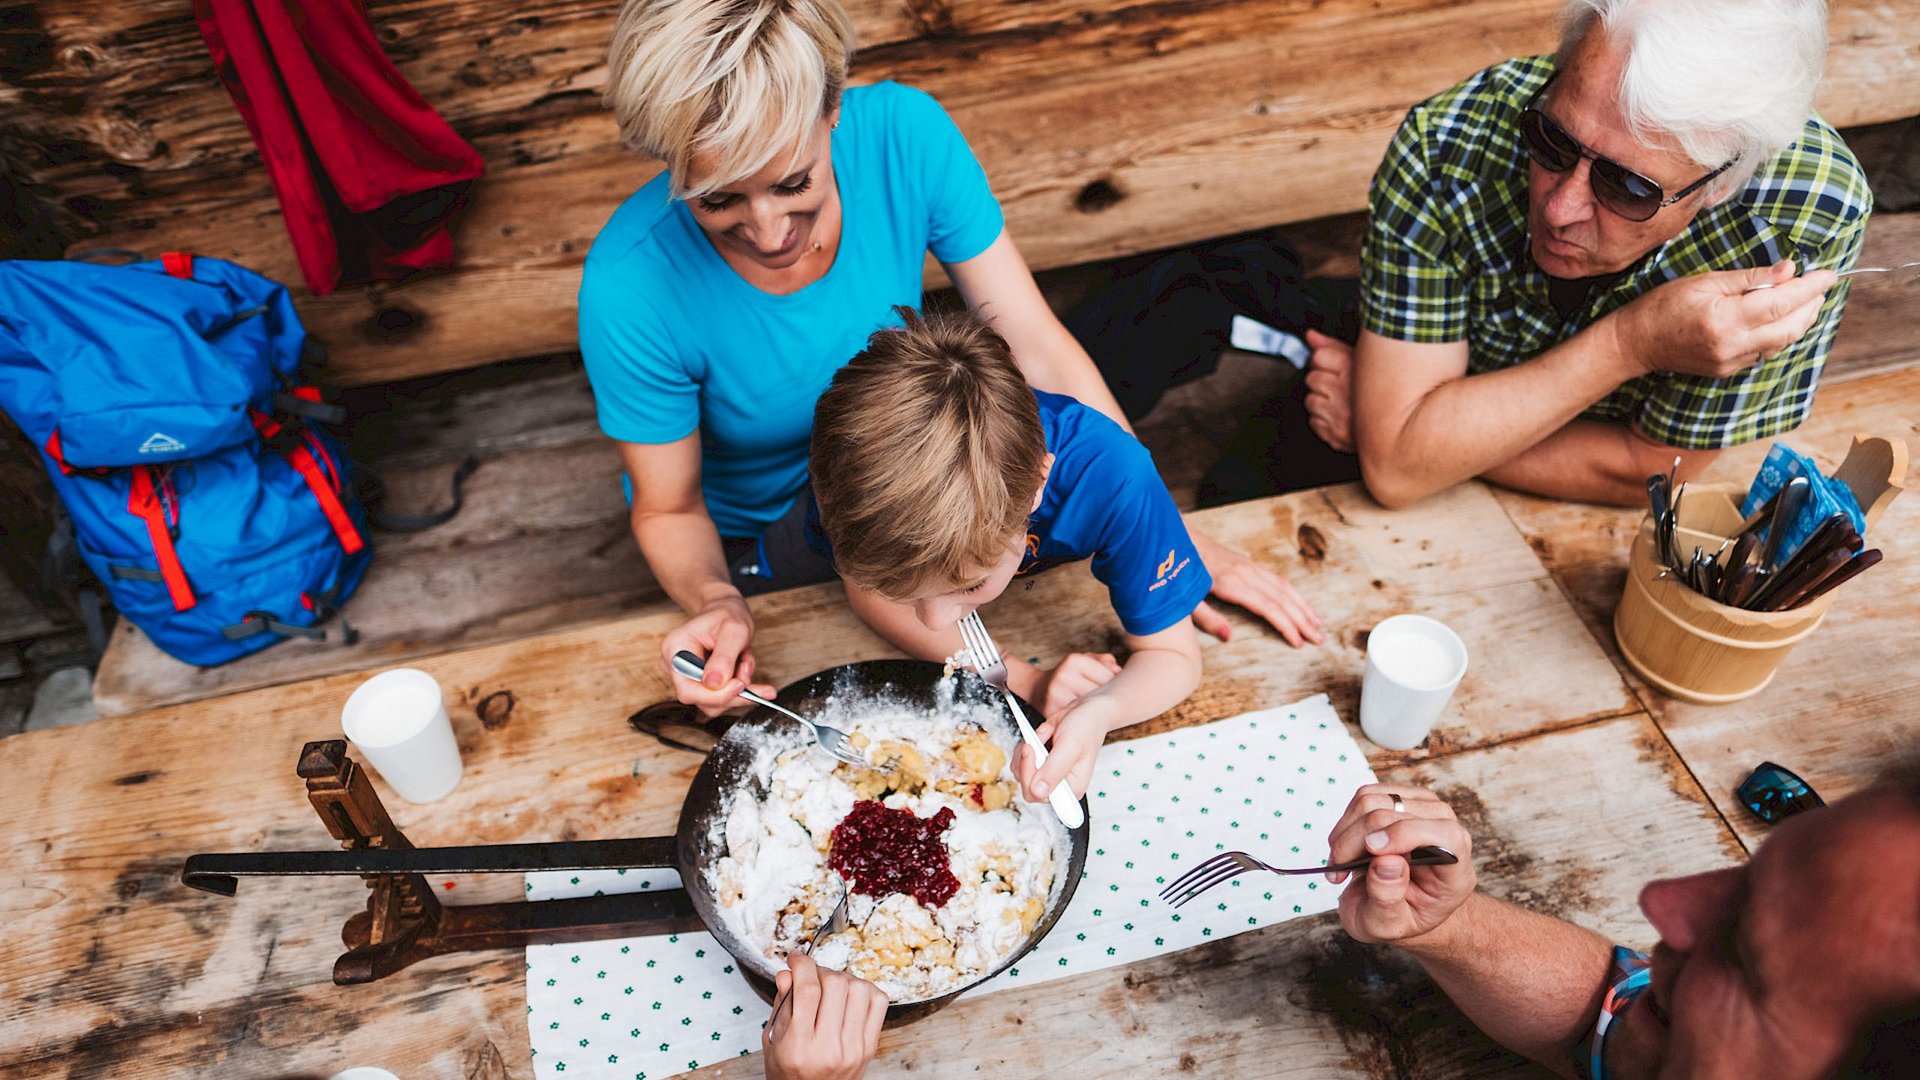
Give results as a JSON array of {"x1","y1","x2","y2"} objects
[
  {"x1": 1203, "y1": 0, "x2": 1870, "y2": 508},
  {"x1": 1326, "y1": 777, "x2": 1920, "y2": 1077}
]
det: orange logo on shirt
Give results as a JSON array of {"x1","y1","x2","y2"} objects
[{"x1": 1156, "y1": 549, "x2": 1177, "y2": 579}]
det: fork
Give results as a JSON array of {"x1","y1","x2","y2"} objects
[
  {"x1": 771, "y1": 884, "x2": 853, "y2": 1015},
  {"x1": 1158, "y1": 845, "x2": 1459, "y2": 908},
  {"x1": 1745, "y1": 260, "x2": 1920, "y2": 292},
  {"x1": 670, "y1": 650, "x2": 867, "y2": 767},
  {"x1": 955, "y1": 613, "x2": 1086, "y2": 829}
]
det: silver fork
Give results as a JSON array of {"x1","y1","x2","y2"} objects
[
  {"x1": 670, "y1": 650, "x2": 867, "y2": 767},
  {"x1": 1159, "y1": 846, "x2": 1459, "y2": 908},
  {"x1": 955, "y1": 613, "x2": 1085, "y2": 829},
  {"x1": 771, "y1": 884, "x2": 853, "y2": 1014},
  {"x1": 1746, "y1": 260, "x2": 1920, "y2": 292}
]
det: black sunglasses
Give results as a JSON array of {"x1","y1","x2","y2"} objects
[
  {"x1": 1736, "y1": 761, "x2": 1825, "y2": 825},
  {"x1": 1520, "y1": 104, "x2": 1733, "y2": 222}
]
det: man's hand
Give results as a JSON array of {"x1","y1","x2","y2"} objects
[
  {"x1": 1611, "y1": 260, "x2": 1838, "y2": 380},
  {"x1": 661, "y1": 595, "x2": 775, "y2": 717},
  {"x1": 1011, "y1": 694, "x2": 1115, "y2": 803},
  {"x1": 1302, "y1": 329, "x2": 1356, "y2": 453},
  {"x1": 1190, "y1": 532, "x2": 1325, "y2": 647},
  {"x1": 1326, "y1": 783, "x2": 1477, "y2": 945},
  {"x1": 763, "y1": 953, "x2": 886, "y2": 1080}
]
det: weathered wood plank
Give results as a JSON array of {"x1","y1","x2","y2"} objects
[
  {"x1": 1827, "y1": 210, "x2": 1920, "y2": 382},
  {"x1": 90, "y1": 436, "x2": 668, "y2": 715},
  {"x1": 94, "y1": 481, "x2": 1638, "y2": 773},
  {"x1": 10, "y1": 0, "x2": 1916, "y2": 385},
  {"x1": 0, "y1": 691, "x2": 1736, "y2": 1078},
  {"x1": 1495, "y1": 364, "x2": 1920, "y2": 851}
]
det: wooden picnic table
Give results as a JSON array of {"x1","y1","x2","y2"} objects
[{"x1": 13, "y1": 464, "x2": 1905, "y2": 1080}]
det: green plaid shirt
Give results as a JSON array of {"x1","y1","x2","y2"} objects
[{"x1": 1360, "y1": 57, "x2": 1872, "y2": 450}]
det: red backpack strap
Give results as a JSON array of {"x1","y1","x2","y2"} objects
[
  {"x1": 44, "y1": 431, "x2": 74, "y2": 476},
  {"x1": 160, "y1": 251, "x2": 195, "y2": 280},
  {"x1": 250, "y1": 410, "x2": 364, "y2": 555},
  {"x1": 127, "y1": 466, "x2": 196, "y2": 611},
  {"x1": 286, "y1": 439, "x2": 366, "y2": 556}
]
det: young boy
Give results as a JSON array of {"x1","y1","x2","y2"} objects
[{"x1": 810, "y1": 307, "x2": 1209, "y2": 806}]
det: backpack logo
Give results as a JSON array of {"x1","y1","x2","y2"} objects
[{"x1": 139, "y1": 432, "x2": 186, "y2": 455}]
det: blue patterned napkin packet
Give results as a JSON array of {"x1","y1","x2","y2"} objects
[{"x1": 1740, "y1": 443, "x2": 1866, "y2": 562}]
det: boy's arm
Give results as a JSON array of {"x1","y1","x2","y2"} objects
[
  {"x1": 840, "y1": 583, "x2": 1100, "y2": 707},
  {"x1": 1019, "y1": 619, "x2": 1202, "y2": 802}
]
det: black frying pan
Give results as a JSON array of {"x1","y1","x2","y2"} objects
[{"x1": 184, "y1": 659, "x2": 1090, "y2": 1024}]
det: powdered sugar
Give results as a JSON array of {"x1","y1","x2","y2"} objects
[{"x1": 707, "y1": 690, "x2": 1065, "y2": 1003}]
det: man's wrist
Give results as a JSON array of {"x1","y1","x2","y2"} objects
[
  {"x1": 1592, "y1": 308, "x2": 1653, "y2": 384},
  {"x1": 693, "y1": 584, "x2": 748, "y2": 615},
  {"x1": 1393, "y1": 890, "x2": 1482, "y2": 961}
]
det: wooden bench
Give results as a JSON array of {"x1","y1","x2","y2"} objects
[
  {"x1": 4, "y1": 1, "x2": 1919, "y2": 714},
  {"x1": 10, "y1": 0, "x2": 1920, "y2": 385}
]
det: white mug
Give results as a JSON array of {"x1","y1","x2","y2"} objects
[
  {"x1": 341, "y1": 668, "x2": 463, "y2": 803},
  {"x1": 1359, "y1": 615, "x2": 1468, "y2": 751}
]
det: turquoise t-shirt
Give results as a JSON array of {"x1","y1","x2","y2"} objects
[{"x1": 578, "y1": 82, "x2": 1006, "y2": 538}]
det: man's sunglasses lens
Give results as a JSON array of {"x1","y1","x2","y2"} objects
[
  {"x1": 1521, "y1": 109, "x2": 1580, "y2": 170},
  {"x1": 1737, "y1": 761, "x2": 1825, "y2": 824},
  {"x1": 1520, "y1": 109, "x2": 1663, "y2": 222}
]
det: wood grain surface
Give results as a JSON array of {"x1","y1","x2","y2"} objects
[
  {"x1": 1494, "y1": 364, "x2": 1920, "y2": 852},
  {"x1": 0, "y1": 482, "x2": 1729, "y2": 1079},
  {"x1": 8, "y1": 0, "x2": 1917, "y2": 384}
]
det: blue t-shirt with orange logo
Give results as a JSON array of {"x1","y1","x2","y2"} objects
[{"x1": 1021, "y1": 390, "x2": 1211, "y2": 637}]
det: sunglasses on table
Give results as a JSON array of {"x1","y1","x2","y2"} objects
[
  {"x1": 1736, "y1": 761, "x2": 1825, "y2": 825},
  {"x1": 1520, "y1": 104, "x2": 1734, "y2": 222}
]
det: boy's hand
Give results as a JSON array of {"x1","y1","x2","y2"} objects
[
  {"x1": 1027, "y1": 652, "x2": 1122, "y2": 717},
  {"x1": 1012, "y1": 695, "x2": 1116, "y2": 802},
  {"x1": 1190, "y1": 532, "x2": 1324, "y2": 648},
  {"x1": 661, "y1": 595, "x2": 776, "y2": 717},
  {"x1": 763, "y1": 953, "x2": 886, "y2": 1080}
]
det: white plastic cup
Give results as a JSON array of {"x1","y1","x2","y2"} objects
[
  {"x1": 1360, "y1": 615, "x2": 1468, "y2": 751},
  {"x1": 341, "y1": 668, "x2": 463, "y2": 803}
]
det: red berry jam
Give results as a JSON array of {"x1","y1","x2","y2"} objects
[{"x1": 828, "y1": 799, "x2": 961, "y2": 908}]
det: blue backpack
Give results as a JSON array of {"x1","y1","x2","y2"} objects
[{"x1": 0, "y1": 253, "x2": 374, "y2": 665}]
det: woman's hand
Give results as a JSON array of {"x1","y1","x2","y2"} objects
[
  {"x1": 1189, "y1": 532, "x2": 1324, "y2": 647},
  {"x1": 1010, "y1": 694, "x2": 1116, "y2": 803},
  {"x1": 1325, "y1": 783, "x2": 1477, "y2": 945},
  {"x1": 1302, "y1": 329, "x2": 1357, "y2": 453},
  {"x1": 661, "y1": 594, "x2": 776, "y2": 717},
  {"x1": 763, "y1": 953, "x2": 887, "y2": 1080}
]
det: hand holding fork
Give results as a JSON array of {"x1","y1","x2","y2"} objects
[{"x1": 956, "y1": 612, "x2": 1087, "y2": 829}]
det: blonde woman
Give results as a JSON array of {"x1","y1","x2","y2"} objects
[{"x1": 583, "y1": 0, "x2": 1324, "y2": 725}]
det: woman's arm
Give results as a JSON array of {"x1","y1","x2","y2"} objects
[
  {"x1": 945, "y1": 232, "x2": 1133, "y2": 432},
  {"x1": 620, "y1": 436, "x2": 775, "y2": 714}
]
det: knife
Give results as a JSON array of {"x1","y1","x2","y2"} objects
[{"x1": 1761, "y1": 477, "x2": 1811, "y2": 571}]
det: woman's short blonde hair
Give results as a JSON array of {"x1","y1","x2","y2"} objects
[
  {"x1": 605, "y1": 0, "x2": 857, "y2": 200},
  {"x1": 811, "y1": 307, "x2": 1048, "y2": 600}
]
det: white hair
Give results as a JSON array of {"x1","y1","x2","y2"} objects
[{"x1": 1558, "y1": 0, "x2": 1829, "y2": 200}]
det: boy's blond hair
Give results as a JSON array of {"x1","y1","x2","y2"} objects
[
  {"x1": 812, "y1": 308, "x2": 1048, "y2": 600},
  {"x1": 604, "y1": 0, "x2": 857, "y2": 201}
]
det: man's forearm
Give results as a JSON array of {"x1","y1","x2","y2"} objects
[
  {"x1": 1395, "y1": 892, "x2": 1616, "y2": 1077},
  {"x1": 1358, "y1": 320, "x2": 1643, "y2": 508},
  {"x1": 1478, "y1": 419, "x2": 1707, "y2": 505}
]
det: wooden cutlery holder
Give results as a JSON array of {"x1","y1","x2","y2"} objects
[{"x1": 1613, "y1": 436, "x2": 1907, "y2": 704}]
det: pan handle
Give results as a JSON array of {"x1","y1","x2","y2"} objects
[{"x1": 182, "y1": 835, "x2": 678, "y2": 896}]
